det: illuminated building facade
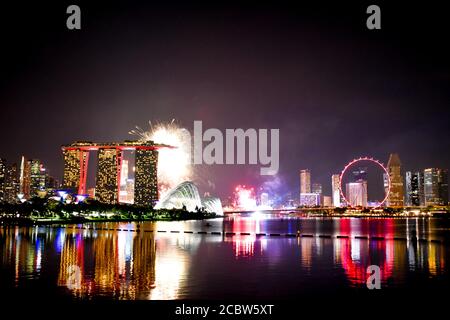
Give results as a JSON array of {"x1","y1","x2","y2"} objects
[
  {"x1": 16, "y1": 157, "x2": 51, "y2": 199},
  {"x1": 300, "y1": 193, "x2": 320, "y2": 207},
  {"x1": 29, "y1": 159, "x2": 43, "y2": 198},
  {"x1": 96, "y1": 148, "x2": 121, "y2": 204},
  {"x1": 300, "y1": 169, "x2": 311, "y2": 199},
  {"x1": 424, "y1": 168, "x2": 449, "y2": 206},
  {"x1": 312, "y1": 183, "x2": 322, "y2": 195},
  {"x1": 19, "y1": 156, "x2": 31, "y2": 199},
  {"x1": 134, "y1": 149, "x2": 158, "y2": 206},
  {"x1": 0, "y1": 158, "x2": 5, "y2": 201},
  {"x1": 331, "y1": 174, "x2": 341, "y2": 207},
  {"x1": 62, "y1": 141, "x2": 162, "y2": 205},
  {"x1": 62, "y1": 148, "x2": 89, "y2": 194},
  {"x1": 345, "y1": 181, "x2": 368, "y2": 207},
  {"x1": 386, "y1": 153, "x2": 404, "y2": 207},
  {"x1": 323, "y1": 195, "x2": 332, "y2": 207},
  {"x1": 405, "y1": 171, "x2": 422, "y2": 206},
  {"x1": 3, "y1": 163, "x2": 19, "y2": 203},
  {"x1": 120, "y1": 160, "x2": 129, "y2": 189},
  {"x1": 438, "y1": 169, "x2": 448, "y2": 205}
]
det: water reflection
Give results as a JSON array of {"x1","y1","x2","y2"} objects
[{"x1": 0, "y1": 217, "x2": 449, "y2": 299}]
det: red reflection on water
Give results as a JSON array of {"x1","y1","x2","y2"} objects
[
  {"x1": 226, "y1": 216, "x2": 264, "y2": 258},
  {"x1": 337, "y1": 219, "x2": 394, "y2": 286}
]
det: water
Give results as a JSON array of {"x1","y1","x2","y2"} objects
[{"x1": 1, "y1": 214, "x2": 450, "y2": 300}]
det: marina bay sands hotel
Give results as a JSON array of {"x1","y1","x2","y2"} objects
[{"x1": 62, "y1": 140, "x2": 165, "y2": 205}]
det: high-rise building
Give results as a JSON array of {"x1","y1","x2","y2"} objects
[
  {"x1": 96, "y1": 148, "x2": 121, "y2": 204},
  {"x1": 331, "y1": 174, "x2": 341, "y2": 207},
  {"x1": 418, "y1": 172, "x2": 425, "y2": 206},
  {"x1": 29, "y1": 159, "x2": 42, "y2": 198},
  {"x1": 300, "y1": 193, "x2": 320, "y2": 207},
  {"x1": 63, "y1": 149, "x2": 89, "y2": 194},
  {"x1": 438, "y1": 169, "x2": 448, "y2": 206},
  {"x1": 17, "y1": 157, "x2": 49, "y2": 199},
  {"x1": 134, "y1": 149, "x2": 158, "y2": 206},
  {"x1": 405, "y1": 171, "x2": 422, "y2": 206},
  {"x1": 0, "y1": 158, "x2": 5, "y2": 202},
  {"x1": 3, "y1": 163, "x2": 19, "y2": 203},
  {"x1": 346, "y1": 181, "x2": 368, "y2": 207},
  {"x1": 424, "y1": 168, "x2": 448, "y2": 206},
  {"x1": 405, "y1": 171, "x2": 412, "y2": 205},
  {"x1": 312, "y1": 182, "x2": 323, "y2": 206},
  {"x1": 19, "y1": 156, "x2": 31, "y2": 199},
  {"x1": 386, "y1": 153, "x2": 404, "y2": 207},
  {"x1": 323, "y1": 195, "x2": 332, "y2": 207},
  {"x1": 300, "y1": 169, "x2": 311, "y2": 196},
  {"x1": 312, "y1": 183, "x2": 322, "y2": 195},
  {"x1": 62, "y1": 141, "x2": 161, "y2": 205}
]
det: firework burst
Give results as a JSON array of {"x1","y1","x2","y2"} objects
[{"x1": 129, "y1": 120, "x2": 192, "y2": 197}]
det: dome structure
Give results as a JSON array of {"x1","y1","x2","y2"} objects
[
  {"x1": 202, "y1": 197, "x2": 224, "y2": 216},
  {"x1": 155, "y1": 181, "x2": 223, "y2": 215}
]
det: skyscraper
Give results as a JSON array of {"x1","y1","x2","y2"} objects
[
  {"x1": 424, "y1": 168, "x2": 449, "y2": 206},
  {"x1": 3, "y1": 163, "x2": 19, "y2": 203},
  {"x1": 96, "y1": 148, "x2": 121, "y2": 204},
  {"x1": 19, "y1": 156, "x2": 31, "y2": 199},
  {"x1": 405, "y1": 171, "x2": 422, "y2": 206},
  {"x1": 0, "y1": 158, "x2": 6, "y2": 202},
  {"x1": 312, "y1": 183, "x2": 322, "y2": 195},
  {"x1": 386, "y1": 153, "x2": 404, "y2": 207},
  {"x1": 346, "y1": 181, "x2": 368, "y2": 207},
  {"x1": 299, "y1": 193, "x2": 320, "y2": 207},
  {"x1": 331, "y1": 174, "x2": 341, "y2": 207},
  {"x1": 62, "y1": 140, "x2": 161, "y2": 205},
  {"x1": 418, "y1": 172, "x2": 425, "y2": 206},
  {"x1": 63, "y1": 148, "x2": 89, "y2": 194},
  {"x1": 134, "y1": 149, "x2": 158, "y2": 206},
  {"x1": 323, "y1": 196, "x2": 332, "y2": 207},
  {"x1": 438, "y1": 169, "x2": 448, "y2": 205},
  {"x1": 29, "y1": 159, "x2": 42, "y2": 198},
  {"x1": 300, "y1": 169, "x2": 311, "y2": 194}
]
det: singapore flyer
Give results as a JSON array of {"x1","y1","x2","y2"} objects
[{"x1": 339, "y1": 157, "x2": 391, "y2": 208}]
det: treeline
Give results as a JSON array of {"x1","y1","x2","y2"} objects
[{"x1": 0, "y1": 197, "x2": 217, "y2": 223}]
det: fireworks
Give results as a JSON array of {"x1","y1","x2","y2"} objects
[
  {"x1": 233, "y1": 185, "x2": 257, "y2": 211},
  {"x1": 129, "y1": 120, "x2": 192, "y2": 197}
]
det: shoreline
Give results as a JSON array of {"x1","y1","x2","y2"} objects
[
  {"x1": 0, "y1": 215, "x2": 221, "y2": 226},
  {"x1": 1, "y1": 213, "x2": 448, "y2": 227}
]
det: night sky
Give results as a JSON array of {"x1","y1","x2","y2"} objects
[{"x1": 1, "y1": 1, "x2": 449, "y2": 201}]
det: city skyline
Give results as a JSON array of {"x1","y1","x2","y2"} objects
[
  {"x1": 2, "y1": 148, "x2": 448, "y2": 209},
  {"x1": 1, "y1": 2, "x2": 449, "y2": 201},
  {"x1": 1, "y1": 1, "x2": 450, "y2": 311}
]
